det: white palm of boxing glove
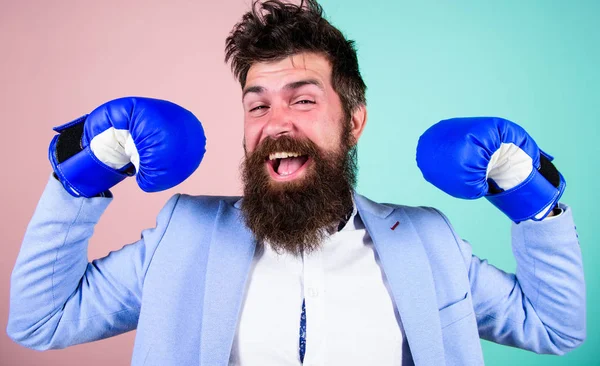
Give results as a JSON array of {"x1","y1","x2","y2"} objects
[
  {"x1": 90, "y1": 128, "x2": 139, "y2": 171},
  {"x1": 486, "y1": 143, "x2": 555, "y2": 219}
]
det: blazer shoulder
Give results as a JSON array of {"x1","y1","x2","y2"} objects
[
  {"x1": 354, "y1": 192, "x2": 445, "y2": 222},
  {"x1": 171, "y1": 193, "x2": 241, "y2": 214},
  {"x1": 177, "y1": 193, "x2": 241, "y2": 205},
  {"x1": 382, "y1": 201, "x2": 448, "y2": 222},
  {"x1": 374, "y1": 201, "x2": 457, "y2": 239},
  {"x1": 152, "y1": 194, "x2": 243, "y2": 237}
]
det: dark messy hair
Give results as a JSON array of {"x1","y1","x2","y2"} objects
[{"x1": 225, "y1": 0, "x2": 366, "y2": 120}]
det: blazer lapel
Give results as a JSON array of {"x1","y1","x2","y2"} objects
[
  {"x1": 199, "y1": 199, "x2": 256, "y2": 366},
  {"x1": 355, "y1": 193, "x2": 446, "y2": 365}
]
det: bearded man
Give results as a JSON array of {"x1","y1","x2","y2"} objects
[{"x1": 7, "y1": 1, "x2": 585, "y2": 365}]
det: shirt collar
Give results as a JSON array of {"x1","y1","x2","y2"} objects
[{"x1": 337, "y1": 196, "x2": 360, "y2": 232}]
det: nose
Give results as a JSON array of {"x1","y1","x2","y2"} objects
[{"x1": 263, "y1": 104, "x2": 293, "y2": 139}]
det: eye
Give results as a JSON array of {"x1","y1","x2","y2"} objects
[
  {"x1": 249, "y1": 105, "x2": 269, "y2": 112},
  {"x1": 295, "y1": 100, "x2": 315, "y2": 105}
]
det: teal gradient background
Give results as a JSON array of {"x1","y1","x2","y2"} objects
[{"x1": 320, "y1": 0, "x2": 598, "y2": 364}]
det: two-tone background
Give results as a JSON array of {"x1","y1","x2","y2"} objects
[{"x1": 1, "y1": 0, "x2": 597, "y2": 364}]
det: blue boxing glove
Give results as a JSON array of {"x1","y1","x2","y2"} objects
[
  {"x1": 416, "y1": 117, "x2": 565, "y2": 223},
  {"x1": 49, "y1": 97, "x2": 206, "y2": 197}
]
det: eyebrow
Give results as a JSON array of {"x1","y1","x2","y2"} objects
[{"x1": 242, "y1": 78, "x2": 324, "y2": 100}]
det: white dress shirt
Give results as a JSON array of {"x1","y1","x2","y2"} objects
[{"x1": 229, "y1": 204, "x2": 413, "y2": 366}]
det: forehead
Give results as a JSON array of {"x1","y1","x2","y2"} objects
[{"x1": 245, "y1": 52, "x2": 333, "y2": 90}]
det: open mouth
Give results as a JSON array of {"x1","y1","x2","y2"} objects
[{"x1": 266, "y1": 151, "x2": 311, "y2": 181}]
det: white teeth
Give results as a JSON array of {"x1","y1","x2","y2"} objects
[{"x1": 268, "y1": 151, "x2": 300, "y2": 160}]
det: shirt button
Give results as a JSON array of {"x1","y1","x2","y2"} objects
[{"x1": 307, "y1": 287, "x2": 319, "y2": 298}]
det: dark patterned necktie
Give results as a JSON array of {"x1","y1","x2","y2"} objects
[{"x1": 299, "y1": 298, "x2": 306, "y2": 363}]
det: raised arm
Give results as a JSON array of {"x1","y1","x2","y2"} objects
[
  {"x1": 418, "y1": 116, "x2": 586, "y2": 354},
  {"x1": 446, "y1": 206, "x2": 586, "y2": 354},
  {"x1": 7, "y1": 176, "x2": 180, "y2": 350},
  {"x1": 8, "y1": 96, "x2": 205, "y2": 350}
]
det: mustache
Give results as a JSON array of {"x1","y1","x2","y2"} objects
[{"x1": 248, "y1": 135, "x2": 322, "y2": 161}]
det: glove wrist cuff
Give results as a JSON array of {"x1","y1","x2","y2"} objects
[
  {"x1": 49, "y1": 137, "x2": 132, "y2": 198},
  {"x1": 486, "y1": 168, "x2": 566, "y2": 223},
  {"x1": 49, "y1": 115, "x2": 134, "y2": 198}
]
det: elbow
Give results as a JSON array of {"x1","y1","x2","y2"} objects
[
  {"x1": 554, "y1": 333, "x2": 586, "y2": 355},
  {"x1": 6, "y1": 328, "x2": 49, "y2": 352},
  {"x1": 6, "y1": 317, "x2": 58, "y2": 351},
  {"x1": 545, "y1": 324, "x2": 586, "y2": 355},
  {"x1": 543, "y1": 296, "x2": 587, "y2": 355},
  {"x1": 6, "y1": 328, "x2": 46, "y2": 352}
]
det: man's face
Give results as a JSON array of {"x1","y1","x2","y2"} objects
[
  {"x1": 239, "y1": 52, "x2": 366, "y2": 255},
  {"x1": 242, "y1": 52, "x2": 350, "y2": 182}
]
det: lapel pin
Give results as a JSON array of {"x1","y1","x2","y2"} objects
[{"x1": 390, "y1": 221, "x2": 399, "y2": 230}]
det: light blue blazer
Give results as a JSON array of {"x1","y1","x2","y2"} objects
[{"x1": 7, "y1": 176, "x2": 586, "y2": 365}]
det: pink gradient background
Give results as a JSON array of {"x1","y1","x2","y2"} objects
[{"x1": 0, "y1": 1, "x2": 251, "y2": 364}]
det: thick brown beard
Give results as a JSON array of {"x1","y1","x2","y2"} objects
[{"x1": 241, "y1": 125, "x2": 357, "y2": 256}]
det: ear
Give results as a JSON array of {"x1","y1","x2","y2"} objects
[{"x1": 349, "y1": 104, "x2": 367, "y2": 143}]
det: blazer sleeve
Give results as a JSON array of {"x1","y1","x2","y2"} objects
[
  {"x1": 445, "y1": 204, "x2": 586, "y2": 355},
  {"x1": 7, "y1": 175, "x2": 179, "y2": 350}
]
